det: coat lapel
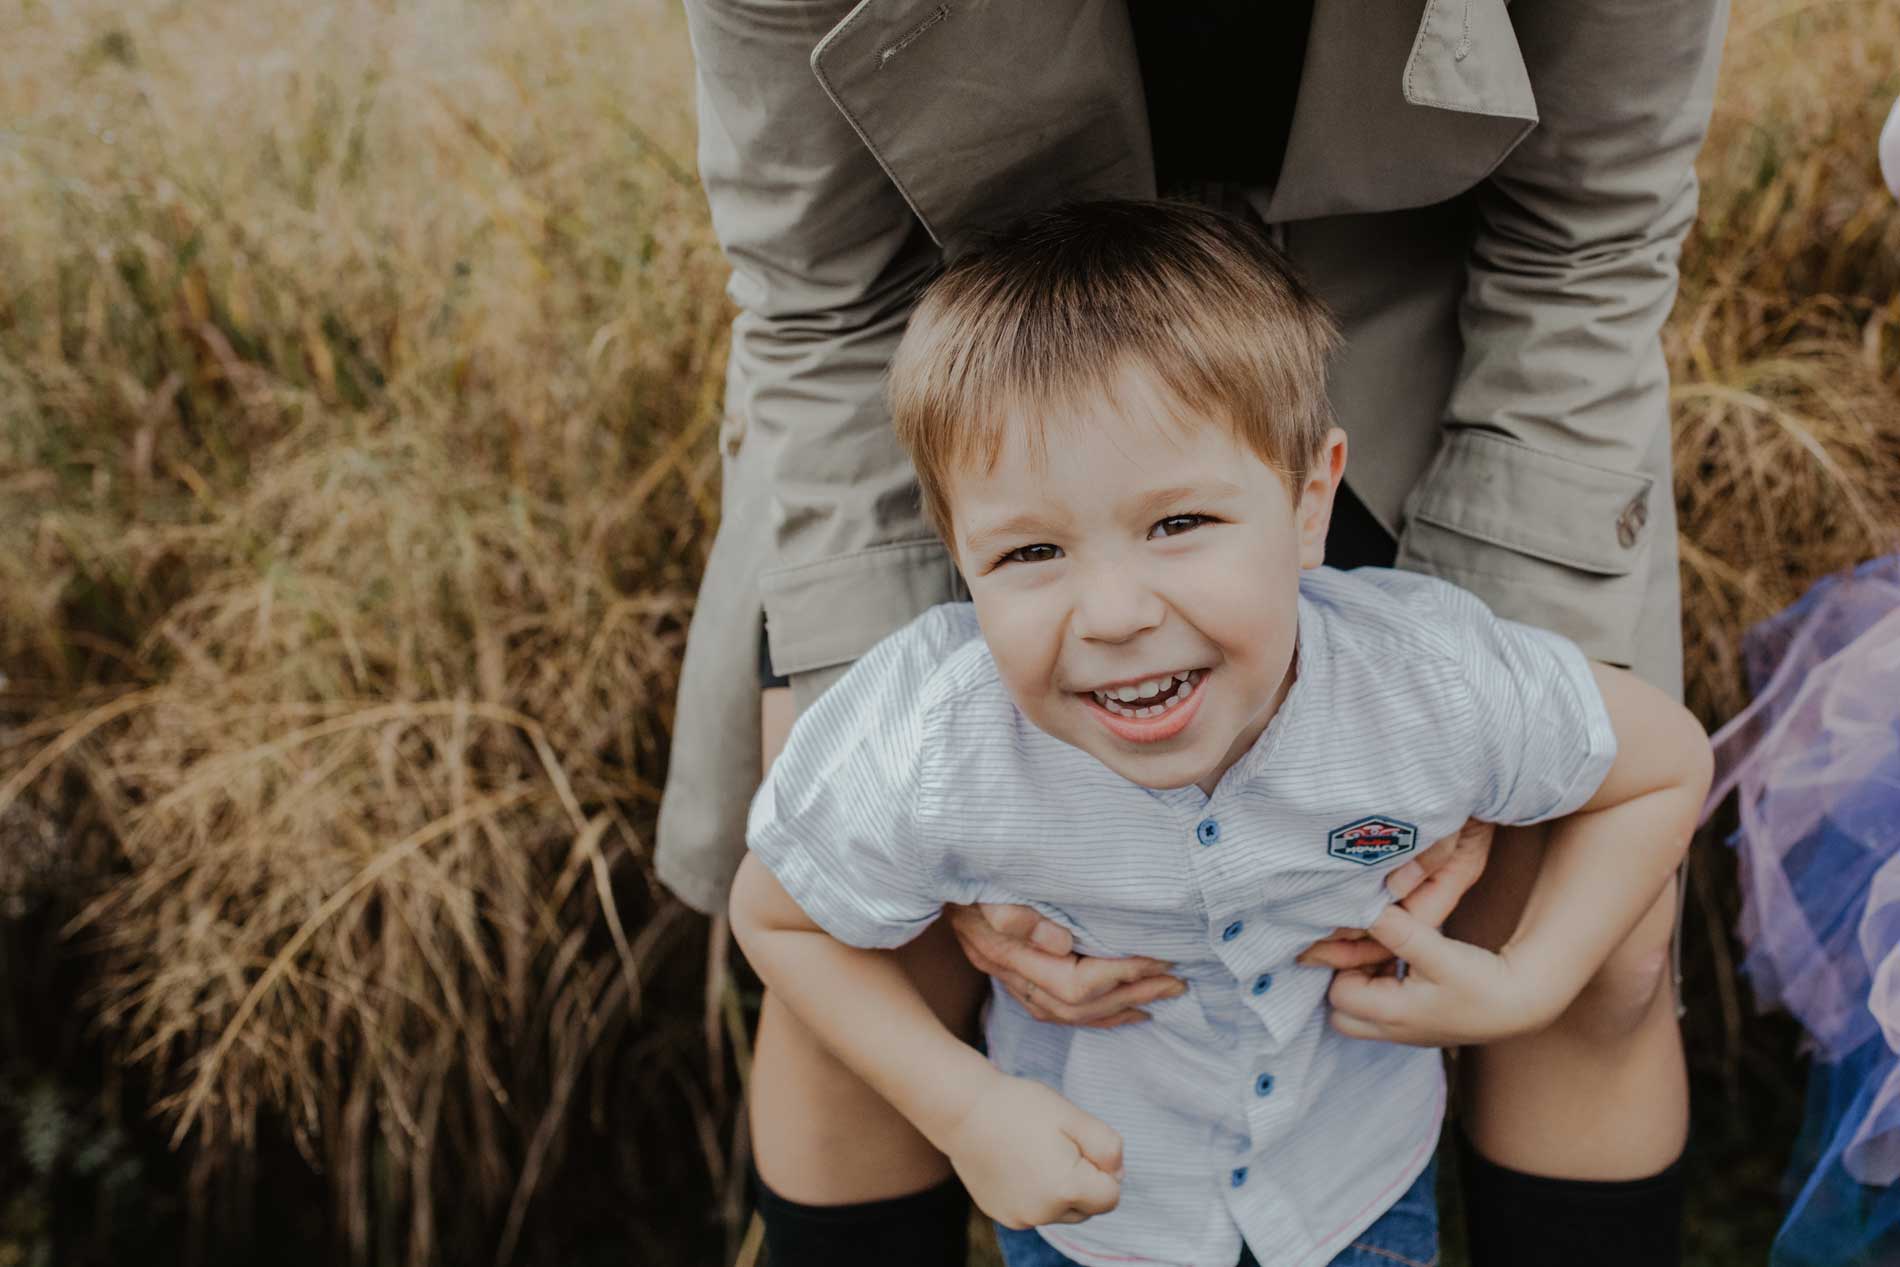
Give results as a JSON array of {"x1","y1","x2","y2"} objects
[
  {"x1": 811, "y1": 0, "x2": 1154, "y2": 258},
  {"x1": 1262, "y1": 0, "x2": 1537, "y2": 222},
  {"x1": 811, "y1": 0, "x2": 1539, "y2": 250}
]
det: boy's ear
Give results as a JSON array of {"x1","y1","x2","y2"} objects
[{"x1": 1296, "y1": 429, "x2": 1349, "y2": 570}]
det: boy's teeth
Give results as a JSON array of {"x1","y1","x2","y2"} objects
[{"x1": 1091, "y1": 669, "x2": 1202, "y2": 718}]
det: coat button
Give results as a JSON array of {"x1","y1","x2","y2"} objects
[
  {"x1": 1616, "y1": 491, "x2": 1649, "y2": 548},
  {"x1": 1197, "y1": 818, "x2": 1221, "y2": 846}
]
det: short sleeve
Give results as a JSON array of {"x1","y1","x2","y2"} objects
[
  {"x1": 1432, "y1": 583, "x2": 1619, "y2": 826},
  {"x1": 744, "y1": 605, "x2": 975, "y2": 949}
]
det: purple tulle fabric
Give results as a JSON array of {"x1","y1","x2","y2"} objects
[{"x1": 1707, "y1": 555, "x2": 1900, "y2": 1186}]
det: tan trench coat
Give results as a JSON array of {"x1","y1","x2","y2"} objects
[{"x1": 657, "y1": 0, "x2": 1729, "y2": 915}]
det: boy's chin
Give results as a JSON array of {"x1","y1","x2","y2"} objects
[
  {"x1": 1032, "y1": 701, "x2": 1217, "y2": 789},
  {"x1": 1087, "y1": 743, "x2": 1213, "y2": 791}
]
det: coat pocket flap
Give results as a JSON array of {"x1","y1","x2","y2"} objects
[{"x1": 1404, "y1": 430, "x2": 1652, "y2": 577}]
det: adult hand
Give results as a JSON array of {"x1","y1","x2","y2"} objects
[
  {"x1": 945, "y1": 903, "x2": 1184, "y2": 1028},
  {"x1": 1296, "y1": 819, "x2": 1496, "y2": 971}
]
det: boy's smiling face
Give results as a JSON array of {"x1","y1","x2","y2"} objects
[{"x1": 950, "y1": 365, "x2": 1347, "y2": 795}]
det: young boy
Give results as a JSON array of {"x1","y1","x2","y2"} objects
[{"x1": 728, "y1": 201, "x2": 1711, "y2": 1267}]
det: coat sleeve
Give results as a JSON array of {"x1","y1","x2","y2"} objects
[
  {"x1": 1393, "y1": 0, "x2": 1728, "y2": 669},
  {"x1": 655, "y1": 0, "x2": 964, "y2": 914},
  {"x1": 686, "y1": 0, "x2": 962, "y2": 689}
]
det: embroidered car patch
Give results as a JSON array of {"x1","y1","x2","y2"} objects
[{"x1": 1327, "y1": 816, "x2": 1419, "y2": 866}]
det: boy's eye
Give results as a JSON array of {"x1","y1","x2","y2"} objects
[
  {"x1": 997, "y1": 542, "x2": 1063, "y2": 566},
  {"x1": 1150, "y1": 513, "x2": 1213, "y2": 538}
]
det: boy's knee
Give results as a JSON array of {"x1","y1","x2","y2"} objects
[{"x1": 1550, "y1": 871, "x2": 1682, "y2": 1045}]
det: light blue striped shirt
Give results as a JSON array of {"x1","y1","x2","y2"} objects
[{"x1": 748, "y1": 566, "x2": 1616, "y2": 1267}]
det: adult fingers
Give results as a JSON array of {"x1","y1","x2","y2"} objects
[
  {"x1": 945, "y1": 903, "x2": 1045, "y2": 974},
  {"x1": 1001, "y1": 968, "x2": 1183, "y2": 1025},
  {"x1": 1297, "y1": 937, "x2": 1396, "y2": 971},
  {"x1": 948, "y1": 904, "x2": 1173, "y2": 1015},
  {"x1": 948, "y1": 906, "x2": 1088, "y2": 997},
  {"x1": 1079, "y1": 973, "x2": 1186, "y2": 1015},
  {"x1": 976, "y1": 902, "x2": 1074, "y2": 956},
  {"x1": 993, "y1": 942, "x2": 1173, "y2": 1011},
  {"x1": 992, "y1": 968, "x2": 1056, "y2": 1022},
  {"x1": 1056, "y1": 947, "x2": 1174, "y2": 999},
  {"x1": 1080, "y1": 1009, "x2": 1153, "y2": 1030}
]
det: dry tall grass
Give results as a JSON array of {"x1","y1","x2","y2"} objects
[
  {"x1": 1672, "y1": 0, "x2": 1900, "y2": 726},
  {"x1": 1664, "y1": 9, "x2": 1900, "y2": 1198},
  {"x1": 1, "y1": 0, "x2": 731, "y2": 1261},
  {"x1": 1, "y1": 0, "x2": 1898, "y2": 1264}
]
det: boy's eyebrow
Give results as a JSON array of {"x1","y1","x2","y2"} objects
[
  {"x1": 963, "y1": 512, "x2": 1062, "y2": 552},
  {"x1": 1131, "y1": 480, "x2": 1247, "y2": 515},
  {"x1": 963, "y1": 480, "x2": 1250, "y2": 551}
]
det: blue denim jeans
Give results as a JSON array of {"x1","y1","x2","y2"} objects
[{"x1": 995, "y1": 1156, "x2": 1437, "y2": 1267}]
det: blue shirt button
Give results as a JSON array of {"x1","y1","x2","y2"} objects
[
  {"x1": 1230, "y1": 1166, "x2": 1249, "y2": 1188},
  {"x1": 1222, "y1": 920, "x2": 1244, "y2": 942},
  {"x1": 1251, "y1": 973, "x2": 1273, "y2": 996},
  {"x1": 1255, "y1": 1073, "x2": 1275, "y2": 1097},
  {"x1": 1196, "y1": 817, "x2": 1221, "y2": 846}
]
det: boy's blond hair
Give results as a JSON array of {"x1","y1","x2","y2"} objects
[{"x1": 890, "y1": 200, "x2": 1340, "y2": 541}]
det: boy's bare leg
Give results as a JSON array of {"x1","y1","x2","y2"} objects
[
  {"x1": 752, "y1": 926, "x2": 984, "y2": 1199},
  {"x1": 1447, "y1": 822, "x2": 1689, "y2": 1178},
  {"x1": 749, "y1": 686, "x2": 986, "y2": 1203}
]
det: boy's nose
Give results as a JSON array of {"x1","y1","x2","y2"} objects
[{"x1": 1070, "y1": 563, "x2": 1165, "y2": 644}]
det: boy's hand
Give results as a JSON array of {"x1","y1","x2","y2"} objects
[
  {"x1": 1298, "y1": 819, "x2": 1495, "y2": 971},
  {"x1": 1325, "y1": 905, "x2": 1561, "y2": 1047},
  {"x1": 942, "y1": 1073, "x2": 1124, "y2": 1230},
  {"x1": 947, "y1": 903, "x2": 1184, "y2": 1027}
]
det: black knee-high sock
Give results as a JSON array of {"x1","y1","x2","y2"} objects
[
  {"x1": 751, "y1": 1167, "x2": 968, "y2": 1267},
  {"x1": 1460, "y1": 1133, "x2": 1686, "y2": 1267}
]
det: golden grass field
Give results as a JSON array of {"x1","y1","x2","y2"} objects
[{"x1": 0, "y1": 0, "x2": 1896, "y2": 1263}]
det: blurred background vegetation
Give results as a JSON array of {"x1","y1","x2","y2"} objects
[{"x1": 0, "y1": 0, "x2": 1896, "y2": 1263}]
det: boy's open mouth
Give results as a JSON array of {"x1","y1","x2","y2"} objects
[
  {"x1": 1083, "y1": 668, "x2": 1205, "y2": 719},
  {"x1": 1077, "y1": 668, "x2": 1208, "y2": 745}
]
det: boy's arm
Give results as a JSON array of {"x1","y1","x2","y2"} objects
[
  {"x1": 1328, "y1": 663, "x2": 1711, "y2": 1046},
  {"x1": 729, "y1": 852, "x2": 1124, "y2": 1228}
]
